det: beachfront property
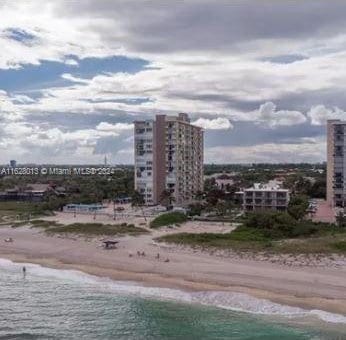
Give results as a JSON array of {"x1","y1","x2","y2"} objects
[
  {"x1": 327, "y1": 119, "x2": 346, "y2": 209},
  {"x1": 240, "y1": 180, "x2": 290, "y2": 212},
  {"x1": 134, "y1": 113, "x2": 204, "y2": 206}
]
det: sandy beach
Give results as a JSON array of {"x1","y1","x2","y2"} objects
[{"x1": 0, "y1": 213, "x2": 346, "y2": 316}]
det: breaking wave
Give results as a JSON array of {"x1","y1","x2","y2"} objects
[{"x1": 1, "y1": 258, "x2": 345, "y2": 325}]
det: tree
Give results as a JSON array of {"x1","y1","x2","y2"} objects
[
  {"x1": 288, "y1": 195, "x2": 309, "y2": 220},
  {"x1": 205, "y1": 188, "x2": 224, "y2": 207},
  {"x1": 188, "y1": 202, "x2": 204, "y2": 216}
]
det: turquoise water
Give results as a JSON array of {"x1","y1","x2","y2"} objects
[{"x1": 0, "y1": 259, "x2": 345, "y2": 339}]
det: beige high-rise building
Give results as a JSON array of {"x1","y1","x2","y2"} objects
[
  {"x1": 327, "y1": 119, "x2": 346, "y2": 208},
  {"x1": 134, "y1": 113, "x2": 204, "y2": 206}
]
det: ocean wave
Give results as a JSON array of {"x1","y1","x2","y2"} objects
[{"x1": 1, "y1": 257, "x2": 345, "y2": 325}]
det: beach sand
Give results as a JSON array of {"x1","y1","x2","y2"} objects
[{"x1": 0, "y1": 216, "x2": 345, "y2": 316}]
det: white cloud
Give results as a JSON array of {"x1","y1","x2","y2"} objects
[
  {"x1": 307, "y1": 105, "x2": 346, "y2": 125},
  {"x1": 64, "y1": 58, "x2": 79, "y2": 66},
  {"x1": 192, "y1": 117, "x2": 233, "y2": 130},
  {"x1": 0, "y1": 90, "x2": 24, "y2": 121},
  {"x1": 61, "y1": 73, "x2": 89, "y2": 84},
  {"x1": 255, "y1": 102, "x2": 307, "y2": 128},
  {"x1": 1, "y1": 1, "x2": 345, "y2": 164},
  {"x1": 96, "y1": 122, "x2": 133, "y2": 132}
]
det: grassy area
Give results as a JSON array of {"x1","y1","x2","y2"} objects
[
  {"x1": 150, "y1": 212, "x2": 187, "y2": 228},
  {"x1": 45, "y1": 222, "x2": 148, "y2": 236},
  {"x1": 9, "y1": 218, "x2": 150, "y2": 237},
  {"x1": 29, "y1": 220, "x2": 61, "y2": 228},
  {"x1": 0, "y1": 201, "x2": 52, "y2": 223},
  {"x1": 156, "y1": 225, "x2": 346, "y2": 254},
  {"x1": 156, "y1": 228, "x2": 271, "y2": 251},
  {"x1": 333, "y1": 241, "x2": 346, "y2": 251}
]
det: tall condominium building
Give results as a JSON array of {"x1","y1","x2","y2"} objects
[
  {"x1": 327, "y1": 119, "x2": 346, "y2": 208},
  {"x1": 134, "y1": 113, "x2": 204, "y2": 206}
]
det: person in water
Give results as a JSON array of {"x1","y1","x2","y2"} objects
[{"x1": 22, "y1": 266, "x2": 26, "y2": 277}]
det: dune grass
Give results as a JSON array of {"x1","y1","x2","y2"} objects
[
  {"x1": 0, "y1": 202, "x2": 52, "y2": 223},
  {"x1": 156, "y1": 227, "x2": 271, "y2": 251},
  {"x1": 29, "y1": 220, "x2": 61, "y2": 228},
  {"x1": 45, "y1": 222, "x2": 148, "y2": 236},
  {"x1": 156, "y1": 226, "x2": 346, "y2": 254}
]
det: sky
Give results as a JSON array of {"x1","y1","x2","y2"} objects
[{"x1": 1, "y1": 1, "x2": 346, "y2": 164}]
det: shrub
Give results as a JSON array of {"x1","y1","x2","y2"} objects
[
  {"x1": 332, "y1": 241, "x2": 346, "y2": 252},
  {"x1": 243, "y1": 211, "x2": 335, "y2": 239},
  {"x1": 150, "y1": 212, "x2": 187, "y2": 228},
  {"x1": 287, "y1": 195, "x2": 309, "y2": 220}
]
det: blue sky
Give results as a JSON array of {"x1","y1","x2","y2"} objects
[
  {"x1": 0, "y1": 55, "x2": 149, "y2": 92},
  {"x1": 1, "y1": 1, "x2": 346, "y2": 164}
]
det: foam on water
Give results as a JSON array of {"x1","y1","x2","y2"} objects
[{"x1": 1, "y1": 258, "x2": 345, "y2": 325}]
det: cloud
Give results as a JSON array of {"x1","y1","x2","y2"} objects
[
  {"x1": 1, "y1": 1, "x2": 346, "y2": 163},
  {"x1": 255, "y1": 102, "x2": 307, "y2": 128},
  {"x1": 192, "y1": 117, "x2": 233, "y2": 130},
  {"x1": 307, "y1": 105, "x2": 346, "y2": 125},
  {"x1": 96, "y1": 121, "x2": 133, "y2": 132},
  {"x1": 61, "y1": 73, "x2": 90, "y2": 84},
  {"x1": 64, "y1": 58, "x2": 79, "y2": 66}
]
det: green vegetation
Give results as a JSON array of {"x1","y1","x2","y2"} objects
[
  {"x1": 150, "y1": 212, "x2": 187, "y2": 228},
  {"x1": 157, "y1": 211, "x2": 346, "y2": 254},
  {"x1": 242, "y1": 211, "x2": 336, "y2": 239},
  {"x1": 0, "y1": 201, "x2": 52, "y2": 223},
  {"x1": 29, "y1": 219, "x2": 61, "y2": 228},
  {"x1": 287, "y1": 195, "x2": 309, "y2": 220},
  {"x1": 157, "y1": 229, "x2": 346, "y2": 254},
  {"x1": 332, "y1": 241, "x2": 346, "y2": 251},
  {"x1": 11, "y1": 218, "x2": 149, "y2": 236},
  {"x1": 0, "y1": 167, "x2": 134, "y2": 206},
  {"x1": 156, "y1": 230, "x2": 271, "y2": 251},
  {"x1": 46, "y1": 222, "x2": 148, "y2": 236}
]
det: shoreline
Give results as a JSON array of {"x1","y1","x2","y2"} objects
[
  {"x1": 1, "y1": 251, "x2": 346, "y2": 318},
  {"x1": 0, "y1": 224, "x2": 346, "y2": 318},
  {"x1": 2, "y1": 257, "x2": 346, "y2": 337}
]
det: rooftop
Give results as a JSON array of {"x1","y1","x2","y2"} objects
[{"x1": 245, "y1": 180, "x2": 288, "y2": 192}]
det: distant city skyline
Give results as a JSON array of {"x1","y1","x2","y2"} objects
[{"x1": 2, "y1": 1, "x2": 346, "y2": 164}]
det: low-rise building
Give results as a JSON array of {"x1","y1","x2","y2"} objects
[
  {"x1": 242, "y1": 181, "x2": 290, "y2": 212},
  {"x1": 63, "y1": 203, "x2": 105, "y2": 213},
  {"x1": 214, "y1": 178, "x2": 234, "y2": 191},
  {"x1": 0, "y1": 183, "x2": 65, "y2": 202}
]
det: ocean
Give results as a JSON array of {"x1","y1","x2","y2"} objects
[{"x1": 0, "y1": 258, "x2": 345, "y2": 339}]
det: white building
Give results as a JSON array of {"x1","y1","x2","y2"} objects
[{"x1": 242, "y1": 181, "x2": 290, "y2": 212}]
